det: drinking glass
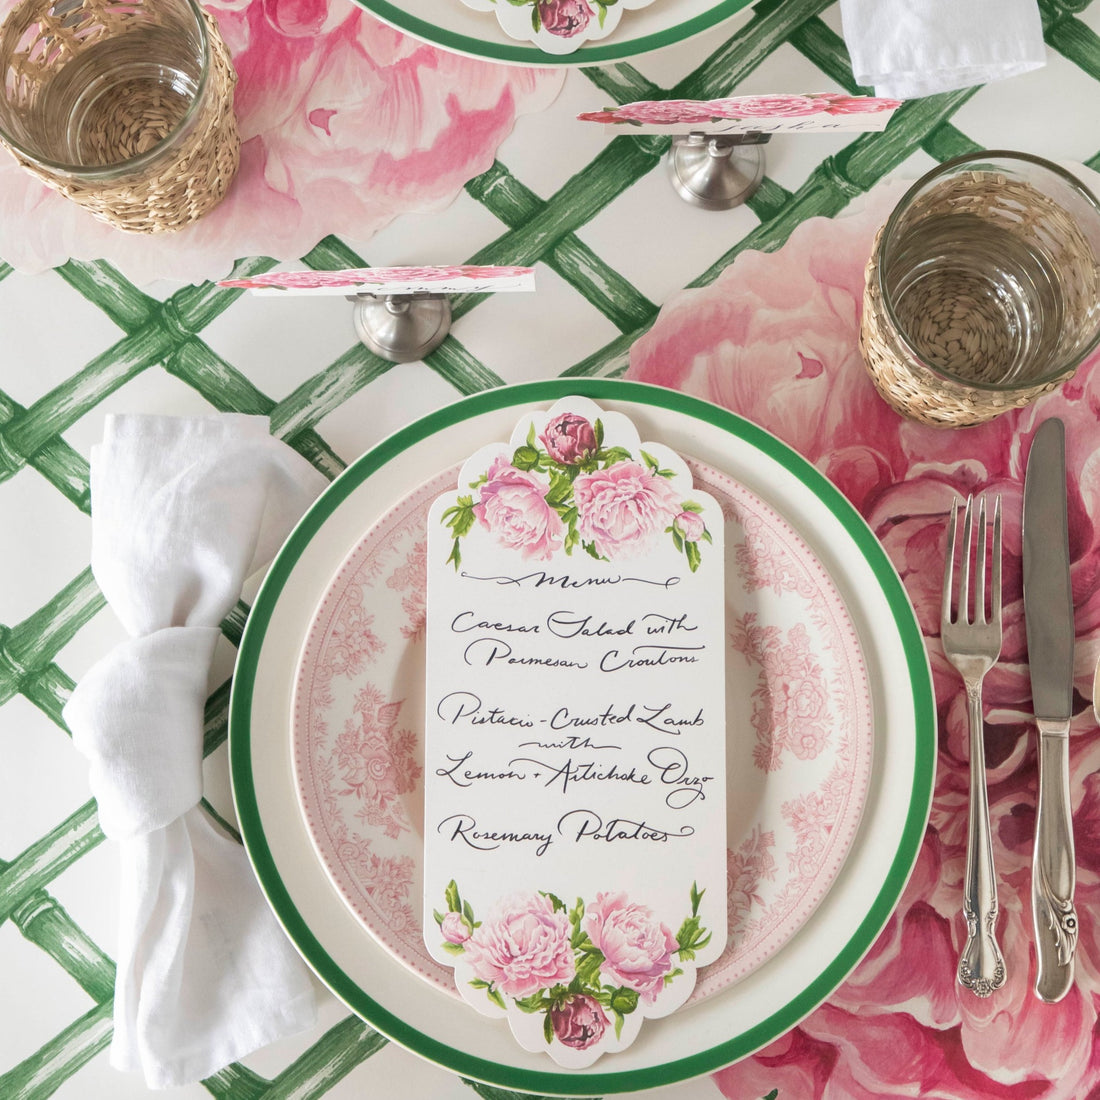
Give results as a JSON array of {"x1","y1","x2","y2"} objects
[
  {"x1": 0, "y1": 0, "x2": 239, "y2": 232},
  {"x1": 860, "y1": 151, "x2": 1100, "y2": 427}
]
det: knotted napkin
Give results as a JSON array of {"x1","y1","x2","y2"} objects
[
  {"x1": 839, "y1": 0, "x2": 1046, "y2": 99},
  {"x1": 63, "y1": 414, "x2": 328, "y2": 1089}
]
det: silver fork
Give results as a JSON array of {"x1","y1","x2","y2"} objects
[{"x1": 942, "y1": 494, "x2": 1006, "y2": 997}]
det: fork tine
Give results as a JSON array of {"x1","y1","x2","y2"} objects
[
  {"x1": 975, "y1": 496, "x2": 988, "y2": 625},
  {"x1": 960, "y1": 495, "x2": 974, "y2": 626},
  {"x1": 942, "y1": 497, "x2": 960, "y2": 626},
  {"x1": 991, "y1": 495, "x2": 1002, "y2": 623}
]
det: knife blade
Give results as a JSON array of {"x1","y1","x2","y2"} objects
[{"x1": 1022, "y1": 416, "x2": 1078, "y2": 1003}]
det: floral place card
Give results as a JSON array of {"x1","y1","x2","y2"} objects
[
  {"x1": 578, "y1": 92, "x2": 902, "y2": 135},
  {"x1": 458, "y1": 0, "x2": 656, "y2": 56},
  {"x1": 423, "y1": 396, "x2": 726, "y2": 1066},
  {"x1": 218, "y1": 265, "x2": 535, "y2": 297}
]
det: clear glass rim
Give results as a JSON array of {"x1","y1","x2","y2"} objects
[
  {"x1": 0, "y1": 0, "x2": 210, "y2": 179},
  {"x1": 875, "y1": 149, "x2": 1100, "y2": 392}
]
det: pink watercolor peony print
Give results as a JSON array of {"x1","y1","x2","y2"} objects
[
  {"x1": 438, "y1": 880, "x2": 709, "y2": 1055},
  {"x1": 573, "y1": 461, "x2": 682, "y2": 560},
  {"x1": 540, "y1": 411, "x2": 598, "y2": 464},
  {"x1": 460, "y1": 891, "x2": 574, "y2": 999},
  {"x1": 471, "y1": 454, "x2": 565, "y2": 561},
  {"x1": 440, "y1": 411, "x2": 713, "y2": 572},
  {"x1": 538, "y1": 0, "x2": 593, "y2": 37},
  {"x1": 550, "y1": 994, "x2": 609, "y2": 1049},
  {"x1": 583, "y1": 891, "x2": 679, "y2": 1003},
  {"x1": 627, "y1": 170, "x2": 1100, "y2": 1099},
  {"x1": 0, "y1": 0, "x2": 563, "y2": 283}
]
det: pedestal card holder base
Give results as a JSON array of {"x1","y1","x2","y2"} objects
[
  {"x1": 216, "y1": 264, "x2": 536, "y2": 364},
  {"x1": 667, "y1": 132, "x2": 768, "y2": 211},
  {"x1": 578, "y1": 93, "x2": 902, "y2": 211},
  {"x1": 350, "y1": 293, "x2": 452, "y2": 363}
]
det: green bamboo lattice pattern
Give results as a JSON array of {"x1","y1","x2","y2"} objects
[{"x1": 2, "y1": 0, "x2": 1100, "y2": 1096}]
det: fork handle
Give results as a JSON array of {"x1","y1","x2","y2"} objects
[
  {"x1": 1033, "y1": 719, "x2": 1077, "y2": 1003},
  {"x1": 958, "y1": 682, "x2": 1006, "y2": 997}
]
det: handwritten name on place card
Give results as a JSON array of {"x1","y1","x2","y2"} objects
[{"x1": 423, "y1": 397, "x2": 726, "y2": 1067}]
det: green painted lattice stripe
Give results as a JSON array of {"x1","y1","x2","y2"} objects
[{"x1": 2, "y1": 0, "x2": 1100, "y2": 1096}]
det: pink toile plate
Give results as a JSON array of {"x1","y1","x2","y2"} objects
[{"x1": 290, "y1": 456, "x2": 874, "y2": 1005}]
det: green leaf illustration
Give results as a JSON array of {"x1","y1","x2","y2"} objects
[
  {"x1": 445, "y1": 880, "x2": 461, "y2": 913},
  {"x1": 685, "y1": 539, "x2": 702, "y2": 573},
  {"x1": 512, "y1": 444, "x2": 540, "y2": 471}
]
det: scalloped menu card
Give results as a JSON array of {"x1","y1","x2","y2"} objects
[{"x1": 423, "y1": 397, "x2": 727, "y2": 1066}]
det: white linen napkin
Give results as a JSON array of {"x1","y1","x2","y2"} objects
[
  {"x1": 839, "y1": 0, "x2": 1046, "y2": 99},
  {"x1": 63, "y1": 414, "x2": 328, "y2": 1089}
]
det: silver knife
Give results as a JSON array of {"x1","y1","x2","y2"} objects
[{"x1": 1022, "y1": 417, "x2": 1079, "y2": 1003}]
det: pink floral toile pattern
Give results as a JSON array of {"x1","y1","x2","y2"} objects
[
  {"x1": 730, "y1": 615, "x2": 833, "y2": 772},
  {"x1": 0, "y1": 0, "x2": 563, "y2": 282},
  {"x1": 627, "y1": 168, "x2": 1100, "y2": 1100},
  {"x1": 333, "y1": 685, "x2": 421, "y2": 840}
]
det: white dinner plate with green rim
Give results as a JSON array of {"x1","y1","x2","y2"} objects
[
  {"x1": 354, "y1": 0, "x2": 757, "y2": 66},
  {"x1": 229, "y1": 378, "x2": 935, "y2": 1094}
]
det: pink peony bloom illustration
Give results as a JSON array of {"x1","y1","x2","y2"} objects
[
  {"x1": 573, "y1": 461, "x2": 681, "y2": 559},
  {"x1": 463, "y1": 892, "x2": 574, "y2": 998},
  {"x1": 541, "y1": 412, "x2": 598, "y2": 464},
  {"x1": 605, "y1": 99, "x2": 723, "y2": 125},
  {"x1": 583, "y1": 891, "x2": 678, "y2": 1002},
  {"x1": 706, "y1": 94, "x2": 827, "y2": 118},
  {"x1": 550, "y1": 994, "x2": 609, "y2": 1050},
  {"x1": 474, "y1": 454, "x2": 564, "y2": 560},
  {"x1": 440, "y1": 911, "x2": 472, "y2": 944},
  {"x1": 538, "y1": 0, "x2": 592, "y2": 38},
  {"x1": 673, "y1": 510, "x2": 706, "y2": 542},
  {"x1": 820, "y1": 93, "x2": 903, "y2": 115}
]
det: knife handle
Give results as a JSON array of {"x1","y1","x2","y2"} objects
[{"x1": 1033, "y1": 720, "x2": 1078, "y2": 1003}]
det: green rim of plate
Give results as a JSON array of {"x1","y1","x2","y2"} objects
[
  {"x1": 229, "y1": 378, "x2": 936, "y2": 1094},
  {"x1": 355, "y1": 0, "x2": 756, "y2": 65}
]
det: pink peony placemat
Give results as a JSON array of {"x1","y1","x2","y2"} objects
[
  {"x1": 628, "y1": 170, "x2": 1100, "y2": 1100},
  {"x1": 0, "y1": 0, "x2": 563, "y2": 284}
]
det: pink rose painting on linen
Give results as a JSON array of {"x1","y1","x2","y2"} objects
[
  {"x1": 439, "y1": 411, "x2": 713, "y2": 572},
  {"x1": 627, "y1": 170, "x2": 1100, "y2": 1099},
  {"x1": 0, "y1": 0, "x2": 563, "y2": 283}
]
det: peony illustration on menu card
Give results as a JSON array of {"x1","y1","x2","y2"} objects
[
  {"x1": 457, "y1": 0, "x2": 658, "y2": 55},
  {"x1": 423, "y1": 396, "x2": 727, "y2": 1066}
]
